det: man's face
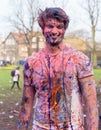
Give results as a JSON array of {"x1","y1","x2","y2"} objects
[{"x1": 43, "y1": 18, "x2": 66, "y2": 46}]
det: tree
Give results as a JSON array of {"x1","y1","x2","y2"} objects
[
  {"x1": 8, "y1": 0, "x2": 41, "y2": 56},
  {"x1": 79, "y1": 0, "x2": 100, "y2": 67}
]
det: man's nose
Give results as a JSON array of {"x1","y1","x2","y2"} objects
[{"x1": 51, "y1": 27, "x2": 58, "y2": 35}]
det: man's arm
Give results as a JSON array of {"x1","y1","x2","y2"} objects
[
  {"x1": 79, "y1": 75, "x2": 99, "y2": 130},
  {"x1": 18, "y1": 85, "x2": 36, "y2": 130}
]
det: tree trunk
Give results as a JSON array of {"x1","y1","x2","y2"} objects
[
  {"x1": 92, "y1": 25, "x2": 97, "y2": 68},
  {"x1": 36, "y1": 36, "x2": 39, "y2": 52},
  {"x1": 27, "y1": 44, "x2": 33, "y2": 56}
]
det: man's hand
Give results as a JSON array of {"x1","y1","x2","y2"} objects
[
  {"x1": 18, "y1": 108, "x2": 30, "y2": 130},
  {"x1": 18, "y1": 119, "x2": 29, "y2": 130}
]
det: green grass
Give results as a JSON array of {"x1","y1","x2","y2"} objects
[
  {"x1": 94, "y1": 68, "x2": 101, "y2": 83},
  {"x1": 0, "y1": 65, "x2": 23, "y2": 129},
  {"x1": 0, "y1": 65, "x2": 23, "y2": 87}
]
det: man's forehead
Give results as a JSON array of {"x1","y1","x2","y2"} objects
[{"x1": 45, "y1": 18, "x2": 64, "y2": 24}]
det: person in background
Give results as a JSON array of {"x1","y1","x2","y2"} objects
[
  {"x1": 11, "y1": 66, "x2": 20, "y2": 90},
  {"x1": 18, "y1": 7, "x2": 98, "y2": 130}
]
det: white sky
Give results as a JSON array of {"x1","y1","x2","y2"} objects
[
  {"x1": 0, "y1": 0, "x2": 101, "y2": 42},
  {"x1": 0, "y1": 0, "x2": 12, "y2": 37}
]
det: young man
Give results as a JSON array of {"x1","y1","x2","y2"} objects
[
  {"x1": 11, "y1": 66, "x2": 20, "y2": 90},
  {"x1": 18, "y1": 8, "x2": 98, "y2": 130}
]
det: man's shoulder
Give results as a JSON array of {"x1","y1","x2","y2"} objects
[
  {"x1": 64, "y1": 46, "x2": 89, "y2": 63},
  {"x1": 24, "y1": 49, "x2": 45, "y2": 68},
  {"x1": 64, "y1": 46, "x2": 86, "y2": 56},
  {"x1": 28, "y1": 49, "x2": 45, "y2": 60}
]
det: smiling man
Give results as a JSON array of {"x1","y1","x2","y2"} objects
[{"x1": 18, "y1": 8, "x2": 98, "y2": 130}]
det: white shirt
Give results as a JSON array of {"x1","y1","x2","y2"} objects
[{"x1": 13, "y1": 69, "x2": 20, "y2": 82}]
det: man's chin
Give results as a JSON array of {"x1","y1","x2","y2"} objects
[
  {"x1": 49, "y1": 42, "x2": 60, "y2": 46},
  {"x1": 47, "y1": 40, "x2": 61, "y2": 46}
]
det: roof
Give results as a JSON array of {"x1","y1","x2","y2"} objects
[
  {"x1": 86, "y1": 40, "x2": 101, "y2": 51},
  {"x1": 64, "y1": 36, "x2": 87, "y2": 51},
  {"x1": 11, "y1": 32, "x2": 26, "y2": 44},
  {"x1": 2, "y1": 31, "x2": 43, "y2": 45}
]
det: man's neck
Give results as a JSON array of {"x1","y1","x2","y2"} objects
[{"x1": 45, "y1": 42, "x2": 65, "y2": 56}]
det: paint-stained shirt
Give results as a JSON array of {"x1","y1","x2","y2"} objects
[{"x1": 23, "y1": 44, "x2": 94, "y2": 130}]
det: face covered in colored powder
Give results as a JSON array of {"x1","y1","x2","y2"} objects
[{"x1": 43, "y1": 18, "x2": 66, "y2": 46}]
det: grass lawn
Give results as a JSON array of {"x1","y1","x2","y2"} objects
[
  {"x1": 0, "y1": 65, "x2": 101, "y2": 129},
  {"x1": 94, "y1": 68, "x2": 101, "y2": 83},
  {"x1": 0, "y1": 65, "x2": 33, "y2": 130}
]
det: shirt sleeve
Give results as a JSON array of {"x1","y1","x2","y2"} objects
[
  {"x1": 23, "y1": 59, "x2": 33, "y2": 86},
  {"x1": 76, "y1": 51, "x2": 94, "y2": 79}
]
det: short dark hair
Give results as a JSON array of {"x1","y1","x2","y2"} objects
[{"x1": 38, "y1": 7, "x2": 69, "y2": 30}]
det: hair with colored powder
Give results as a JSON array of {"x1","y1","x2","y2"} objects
[{"x1": 38, "y1": 7, "x2": 69, "y2": 31}]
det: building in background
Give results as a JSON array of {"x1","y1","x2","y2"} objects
[{"x1": 0, "y1": 30, "x2": 101, "y2": 65}]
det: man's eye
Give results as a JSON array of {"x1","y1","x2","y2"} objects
[
  {"x1": 46, "y1": 24, "x2": 54, "y2": 28},
  {"x1": 57, "y1": 25, "x2": 64, "y2": 29}
]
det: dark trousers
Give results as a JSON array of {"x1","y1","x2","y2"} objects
[{"x1": 11, "y1": 81, "x2": 20, "y2": 89}]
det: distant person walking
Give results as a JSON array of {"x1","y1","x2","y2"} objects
[{"x1": 11, "y1": 66, "x2": 21, "y2": 90}]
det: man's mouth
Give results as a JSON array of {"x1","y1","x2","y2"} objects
[
  {"x1": 50, "y1": 35, "x2": 60, "y2": 40},
  {"x1": 51, "y1": 37, "x2": 57, "y2": 40}
]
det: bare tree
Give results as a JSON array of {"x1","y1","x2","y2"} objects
[
  {"x1": 8, "y1": 0, "x2": 42, "y2": 56},
  {"x1": 79, "y1": 0, "x2": 100, "y2": 67}
]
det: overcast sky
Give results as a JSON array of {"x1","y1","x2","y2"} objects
[{"x1": 0, "y1": 0, "x2": 101, "y2": 42}]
